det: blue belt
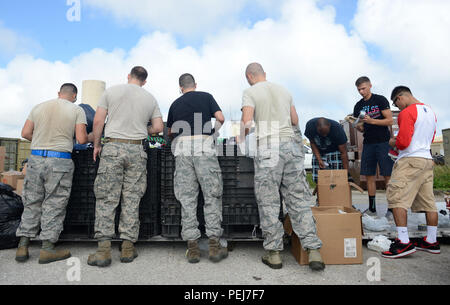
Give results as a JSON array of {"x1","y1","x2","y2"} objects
[{"x1": 31, "y1": 150, "x2": 72, "y2": 159}]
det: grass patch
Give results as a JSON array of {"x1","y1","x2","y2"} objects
[
  {"x1": 434, "y1": 165, "x2": 450, "y2": 190},
  {"x1": 306, "y1": 172, "x2": 316, "y2": 189}
]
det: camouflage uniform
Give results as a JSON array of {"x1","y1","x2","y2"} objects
[
  {"x1": 16, "y1": 155, "x2": 74, "y2": 244},
  {"x1": 254, "y1": 137, "x2": 322, "y2": 251},
  {"x1": 94, "y1": 142, "x2": 147, "y2": 243},
  {"x1": 173, "y1": 136, "x2": 223, "y2": 241}
]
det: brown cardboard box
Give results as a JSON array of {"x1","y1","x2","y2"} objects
[
  {"x1": 0, "y1": 147, "x2": 5, "y2": 173},
  {"x1": 22, "y1": 163, "x2": 27, "y2": 176},
  {"x1": 285, "y1": 206, "x2": 363, "y2": 265},
  {"x1": 317, "y1": 170, "x2": 364, "y2": 208},
  {"x1": 14, "y1": 178, "x2": 24, "y2": 196},
  {"x1": 1, "y1": 171, "x2": 25, "y2": 190}
]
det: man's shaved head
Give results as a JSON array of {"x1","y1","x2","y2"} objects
[
  {"x1": 60, "y1": 83, "x2": 78, "y2": 95},
  {"x1": 246, "y1": 63, "x2": 265, "y2": 77}
]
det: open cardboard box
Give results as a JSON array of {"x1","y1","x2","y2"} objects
[
  {"x1": 285, "y1": 206, "x2": 364, "y2": 265},
  {"x1": 317, "y1": 170, "x2": 364, "y2": 208}
]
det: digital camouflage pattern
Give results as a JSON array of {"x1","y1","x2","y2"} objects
[
  {"x1": 254, "y1": 138, "x2": 322, "y2": 251},
  {"x1": 16, "y1": 155, "x2": 74, "y2": 243},
  {"x1": 173, "y1": 136, "x2": 223, "y2": 241},
  {"x1": 94, "y1": 142, "x2": 147, "y2": 243}
]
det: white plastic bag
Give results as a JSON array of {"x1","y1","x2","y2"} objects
[
  {"x1": 362, "y1": 215, "x2": 390, "y2": 232},
  {"x1": 367, "y1": 235, "x2": 392, "y2": 252}
]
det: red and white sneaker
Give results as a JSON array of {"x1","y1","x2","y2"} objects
[
  {"x1": 381, "y1": 239, "x2": 416, "y2": 259},
  {"x1": 414, "y1": 237, "x2": 440, "y2": 254}
]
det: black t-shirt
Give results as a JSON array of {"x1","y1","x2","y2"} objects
[
  {"x1": 304, "y1": 118, "x2": 348, "y2": 154},
  {"x1": 353, "y1": 94, "x2": 391, "y2": 144},
  {"x1": 167, "y1": 91, "x2": 221, "y2": 139}
]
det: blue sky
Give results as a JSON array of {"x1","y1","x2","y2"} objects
[
  {"x1": 0, "y1": 0, "x2": 361, "y2": 67},
  {"x1": 0, "y1": 0, "x2": 448, "y2": 138}
]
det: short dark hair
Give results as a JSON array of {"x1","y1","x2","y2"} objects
[
  {"x1": 130, "y1": 66, "x2": 148, "y2": 82},
  {"x1": 179, "y1": 73, "x2": 196, "y2": 89},
  {"x1": 391, "y1": 86, "x2": 412, "y2": 101},
  {"x1": 355, "y1": 76, "x2": 371, "y2": 87},
  {"x1": 60, "y1": 83, "x2": 78, "y2": 95}
]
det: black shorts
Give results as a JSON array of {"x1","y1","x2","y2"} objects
[{"x1": 360, "y1": 142, "x2": 394, "y2": 177}]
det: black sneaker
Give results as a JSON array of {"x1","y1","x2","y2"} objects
[
  {"x1": 414, "y1": 237, "x2": 440, "y2": 254},
  {"x1": 381, "y1": 239, "x2": 416, "y2": 259}
]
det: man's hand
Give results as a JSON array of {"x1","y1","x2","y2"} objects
[
  {"x1": 362, "y1": 115, "x2": 376, "y2": 125},
  {"x1": 93, "y1": 145, "x2": 102, "y2": 162},
  {"x1": 318, "y1": 159, "x2": 326, "y2": 169},
  {"x1": 389, "y1": 137, "x2": 397, "y2": 148}
]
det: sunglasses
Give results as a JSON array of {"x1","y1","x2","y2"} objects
[{"x1": 392, "y1": 95, "x2": 402, "y2": 107}]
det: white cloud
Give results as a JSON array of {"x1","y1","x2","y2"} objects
[
  {"x1": 0, "y1": 22, "x2": 41, "y2": 59},
  {"x1": 83, "y1": 0, "x2": 283, "y2": 39},
  {"x1": 0, "y1": 0, "x2": 449, "y2": 139}
]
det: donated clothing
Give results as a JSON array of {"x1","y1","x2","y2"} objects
[
  {"x1": 353, "y1": 94, "x2": 391, "y2": 144},
  {"x1": 304, "y1": 118, "x2": 347, "y2": 154},
  {"x1": 27, "y1": 98, "x2": 87, "y2": 153},
  {"x1": 396, "y1": 103, "x2": 436, "y2": 161},
  {"x1": 242, "y1": 81, "x2": 294, "y2": 141},
  {"x1": 98, "y1": 84, "x2": 162, "y2": 140},
  {"x1": 167, "y1": 91, "x2": 221, "y2": 139}
]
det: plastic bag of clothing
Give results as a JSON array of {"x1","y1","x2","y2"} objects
[
  {"x1": 0, "y1": 183, "x2": 24, "y2": 250},
  {"x1": 367, "y1": 235, "x2": 392, "y2": 252},
  {"x1": 362, "y1": 215, "x2": 390, "y2": 232}
]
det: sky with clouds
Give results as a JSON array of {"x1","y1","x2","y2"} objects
[{"x1": 0, "y1": 0, "x2": 449, "y2": 138}]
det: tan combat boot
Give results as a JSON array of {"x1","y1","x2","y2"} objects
[
  {"x1": 209, "y1": 238, "x2": 228, "y2": 263},
  {"x1": 87, "y1": 240, "x2": 112, "y2": 267},
  {"x1": 262, "y1": 250, "x2": 282, "y2": 269},
  {"x1": 38, "y1": 241, "x2": 71, "y2": 264},
  {"x1": 186, "y1": 240, "x2": 201, "y2": 264},
  {"x1": 307, "y1": 249, "x2": 325, "y2": 271},
  {"x1": 15, "y1": 237, "x2": 30, "y2": 263},
  {"x1": 120, "y1": 240, "x2": 138, "y2": 263}
]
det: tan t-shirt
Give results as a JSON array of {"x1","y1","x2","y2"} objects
[
  {"x1": 98, "y1": 84, "x2": 162, "y2": 140},
  {"x1": 28, "y1": 98, "x2": 87, "y2": 153},
  {"x1": 242, "y1": 81, "x2": 294, "y2": 140}
]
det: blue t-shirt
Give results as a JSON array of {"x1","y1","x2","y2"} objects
[{"x1": 304, "y1": 118, "x2": 348, "y2": 154}]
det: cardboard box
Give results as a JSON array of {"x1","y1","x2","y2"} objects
[
  {"x1": 285, "y1": 206, "x2": 363, "y2": 265},
  {"x1": 1, "y1": 171, "x2": 25, "y2": 190},
  {"x1": 14, "y1": 178, "x2": 24, "y2": 196},
  {"x1": 317, "y1": 170, "x2": 364, "y2": 208},
  {"x1": 22, "y1": 163, "x2": 27, "y2": 176},
  {"x1": 0, "y1": 146, "x2": 5, "y2": 173}
]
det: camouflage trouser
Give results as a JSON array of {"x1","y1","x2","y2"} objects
[
  {"x1": 173, "y1": 136, "x2": 223, "y2": 241},
  {"x1": 94, "y1": 142, "x2": 147, "y2": 243},
  {"x1": 254, "y1": 140, "x2": 322, "y2": 251},
  {"x1": 16, "y1": 155, "x2": 74, "y2": 243}
]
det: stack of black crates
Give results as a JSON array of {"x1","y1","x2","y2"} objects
[
  {"x1": 60, "y1": 148, "x2": 161, "y2": 240},
  {"x1": 160, "y1": 144, "x2": 262, "y2": 239}
]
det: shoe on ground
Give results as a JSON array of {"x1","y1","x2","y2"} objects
[
  {"x1": 307, "y1": 249, "x2": 325, "y2": 271},
  {"x1": 186, "y1": 240, "x2": 201, "y2": 264},
  {"x1": 87, "y1": 240, "x2": 112, "y2": 267},
  {"x1": 414, "y1": 237, "x2": 440, "y2": 254},
  {"x1": 38, "y1": 249, "x2": 71, "y2": 264},
  {"x1": 362, "y1": 209, "x2": 378, "y2": 218},
  {"x1": 262, "y1": 250, "x2": 282, "y2": 269},
  {"x1": 381, "y1": 239, "x2": 416, "y2": 259},
  {"x1": 120, "y1": 240, "x2": 138, "y2": 263},
  {"x1": 209, "y1": 238, "x2": 228, "y2": 263},
  {"x1": 15, "y1": 246, "x2": 29, "y2": 263}
]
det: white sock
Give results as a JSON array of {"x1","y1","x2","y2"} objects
[
  {"x1": 397, "y1": 227, "x2": 409, "y2": 244},
  {"x1": 426, "y1": 226, "x2": 437, "y2": 244}
]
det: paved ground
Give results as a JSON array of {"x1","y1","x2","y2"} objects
[
  {"x1": 1, "y1": 239, "x2": 449, "y2": 285},
  {"x1": 1, "y1": 191, "x2": 449, "y2": 285}
]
